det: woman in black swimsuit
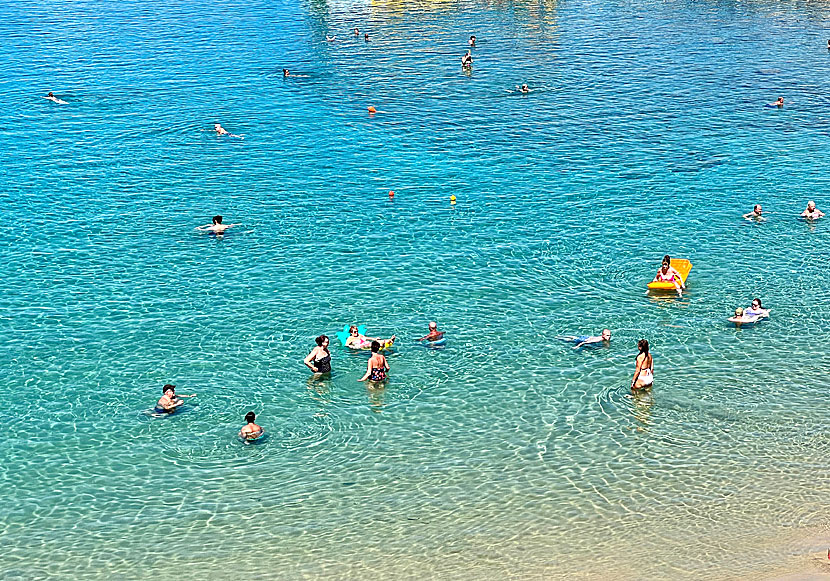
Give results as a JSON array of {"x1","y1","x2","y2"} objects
[
  {"x1": 304, "y1": 335, "x2": 331, "y2": 374},
  {"x1": 359, "y1": 341, "x2": 389, "y2": 383}
]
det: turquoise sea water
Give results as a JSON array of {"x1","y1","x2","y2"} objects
[{"x1": 2, "y1": 0, "x2": 830, "y2": 578}]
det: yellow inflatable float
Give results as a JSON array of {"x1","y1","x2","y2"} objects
[{"x1": 647, "y1": 258, "x2": 692, "y2": 290}]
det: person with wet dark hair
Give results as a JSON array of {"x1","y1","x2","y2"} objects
[
  {"x1": 304, "y1": 335, "x2": 331, "y2": 374},
  {"x1": 154, "y1": 384, "x2": 195, "y2": 414},
  {"x1": 359, "y1": 341, "x2": 389, "y2": 383},
  {"x1": 631, "y1": 340, "x2": 653, "y2": 391},
  {"x1": 239, "y1": 411, "x2": 263, "y2": 440},
  {"x1": 195, "y1": 215, "x2": 240, "y2": 234}
]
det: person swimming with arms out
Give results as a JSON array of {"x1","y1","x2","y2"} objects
[
  {"x1": 418, "y1": 321, "x2": 444, "y2": 342},
  {"x1": 155, "y1": 384, "x2": 196, "y2": 414},
  {"x1": 559, "y1": 329, "x2": 611, "y2": 349},
  {"x1": 345, "y1": 325, "x2": 396, "y2": 350},
  {"x1": 631, "y1": 339, "x2": 653, "y2": 391},
  {"x1": 303, "y1": 335, "x2": 331, "y2": 374},
  {"x1": 653, "y1": 255, "x2": 685, "y2": 296},
  {"x1": 239, "y1": 411, "x2": 264, "y2": 441},
  {"x1": 519, "y1": 84, "x2": 530, "y2": 93},
  {"x1": 743, "y1": 204, "x2": 765, "y2": 221},
  {"x1": 768, "y1": 96, "x2": 784, "y2": 108},
  {"x1": 801, "y1": 200, "x2": 824, "y2": 220},
  {"x1": 195, "y1": 215, "x2": 240, "y2": 235},
  {"x1": 359, "y1": 341, "x2": 389, "y2": 383}
]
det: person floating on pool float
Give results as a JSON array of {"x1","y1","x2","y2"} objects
[
  {"x1": 801, "y1": 200, "x2": 824, "y2": 220},
  {"x1": 239, "y1": 411, "x2": 264, "y2": 441},
  {"x1": 196, "y1": 215, "x2": 240, "y2": 235},
  {"x1": 345, "y1": 325, "x2": 395, "y2": 350},
  {"x1": 419, "y1": 321, "x2": 444, "y2": 342},
  {"x1": 304, "y1": 335, "x2": 331, "y2": 375},
  {"x1": 727, "y1": 307, "x2": 762, "y2": 327},
  {"x1": 768, "y1": 96, "x2": 784, "y2": 108},
  {"x1": 743, "y1": 204, "x2": 765, "y2": 221},
  {"x1": 631, "y1": 339, "x2": 653, "y2": 391},
  {"x1": 653, "y1": 255, "x2": 685, "y2": 296},
  {"x1": 559, "y1": 329, "x2": 611, "y2": 349},
  {"x1": 461, "y1": 51, "x2": 473, "y2": 68},
  {"x1": 155, "y1": 384, "x2": 195, "y2": 414},
  {"x1": 469, "y1": 35, "x2": 477, "y2": 47},
  {"x1": 359, "y1": 341, "x2": 389, "y2": 383}
]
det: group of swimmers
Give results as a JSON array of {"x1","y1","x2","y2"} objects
[{"x1": 742, "y1": 200, "x2": 824, "y2": 221}]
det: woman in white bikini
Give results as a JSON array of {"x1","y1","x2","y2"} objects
[{"x1": 631, "y1": 339, "x2": 653, "y2": 391}]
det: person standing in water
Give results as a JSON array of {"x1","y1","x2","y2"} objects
[
  {"x1": 801, "y1": 200, "x2": 824, "y2": 219},
  {"x1": 196, "y1": 215, "x2": 240, "y2": 234},
  {"x1": 631, "y1": 340, "x2": 653, "y2": 391},
  {"x1": 239, "y1": 411, "x2": 264, "y2": 440},
  {"x1": 461, "y1": 51, "x2": 473, "y2": 68},
  {"x1": 419, "y1": 321, "x2": 444, "y2": 342},
  {"x1": 359, "y1": 341, "x2": 389, "y2": 383},
  {"x1": 303, "y1": 335, "x2": 331, "y2": 374}
]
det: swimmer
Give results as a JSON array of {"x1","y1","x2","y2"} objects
[
  {"x1": 520, "y1": 84, "x2": 530, "y2": 93},
  {"x1": 239, "y1": 411, "x2": 264, "y2": 440},
  {"x1": 283, "y1": 68, "x2": 290, "y2": 76},
  {"x1": 768, "y1": 96, "x2": 784, "y2": 108},
  {"x1": 653, "y1": 255, "x2": 685, "y2": 296},
  {"x1": 728, "y1": 307, "x2": 761, "y2": 327},
  {"x1": 744, "y1": 297, "x2": 771, "y2": 318},
  {"x1": 354, "y1": 27, "x2": 360, "y2": 36},
  {"x1": 631, "y1": 339, "x2": 653, "y2": 391},
  {"x1": 801, "y1": 200, "x2": 825, "y2": 220},
  {"x1": 326, "y1": 35, "x2": 336, "y2": 42},
  {"x1": 364, "y1": 33, "x2": 370, "y2": 42},
  {"x1": 195, "y1": 215, "x2": 240, "y2": 234},
  {"x1": 213, "y1": 123, "x2": 243, "y2": 138},
  {"x1": 303, "y1": 335, "x2": 331, "y2": 374},
  {"x1": 559, "y1": 329, "x2": 611, "y2": 349},
  {"x1": 461, "y1": 50, "x2": 473, "y2": 68},
  {"x1": 469, "y1": 35, "x2": 476, "y2": 47},
  {"x1": 345, "y1": 325, "x2": 396, "y2": 350},
  {"x1": 44, "y1": 92, "x2": 67, "y2": 104},
  {"x1": 359, "y1": 341, "x2": 389, "y2": 382},
  {"x1": 418, "y1": 321, "x2": 444, "y2": 342},
  {"x1": 743, "y1": 204, "x2": 765, "y2": 220},
  {"x1": 827, "y1": 39, "x2": 830, "y2": 49},
  {"x1": 155, "y1": 384, "x2": 195, "y2": 414}
]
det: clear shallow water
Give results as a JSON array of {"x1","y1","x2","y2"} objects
[{"x1": 2, "y1": 0, "x2": 830, "y2": 578}]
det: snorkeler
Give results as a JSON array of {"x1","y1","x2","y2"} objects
[
  {"x1": 345, "y1": 325, "x2": 395, "y2": 350},
  {"x1": 303, "y1": 335, "x2": 331, "y2": 374},
  {"x1": 559, "y1": 329, "x2": 611, "y2": 349},
  {"x1": 631, "y1": 340, "x2": 653, "y2": 391},
  {"x1": 801, "y1": 200, "x2": 824, "y2": 219},
  {"x1": 155, "y1": 384, "x2": 195, "y2": 414},
  {"x1": 359, "y1": 341, "x2": 389, "y2": 383},
  {"x1": 195, "y1": 215, "x2": 240, "y2": 234},
  {"x1": 653, "y1": 255, "x2": 685, "y2": 296},
  {"x1": 239, "y1": 411, "x2": 264, "y2": 440},
  {"x1": 419, "y1": 322, "x2": 444, "y2": 342},
  {"x1": 743, "y1": 204, "x2": 764, "y2": 220},
  {"x1": 461, "y1": 51, "x2": 473, "y2": 68}
]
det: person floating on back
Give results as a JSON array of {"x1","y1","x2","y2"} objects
[{"x1": 559, "y1": 329, "x2": 611, "y2": 349}]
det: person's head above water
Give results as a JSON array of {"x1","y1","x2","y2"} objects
[
  {"x1": 349, "y1": 325, "x2": 359, "y2": 335},
  {"x1": 212, "y1": 215, "x2": 223, "y2": 225},
  {"x1": 735, "y1": 307, "x2": 744, "y2": 316},
  {"x1": 245, "y1": 411, "x2": 256, "y2": 423},
  {"x1": 163, "y1": 384, "x2": 175, "y2": 394},
  {"x1": 807, "y1": 200, "x2": 816, "y2": 211},
  {"x1": 316, "y1": 334, "x2": 329, "y2": 347},
  {"x1": 637, "y1": 339, "x2": 649, "y2": 354},
  {"x1": 663, "y1": 254, "x2": 671, "y2": 264},
  {"x1": 601, "y1": 329, "x2": 611, "y2": 340},
  {"x1": 754, "y1": 204, "x2": 762, "y2": 214},
  {"x1": 283, "y1": 69, "x2": 289, "y2": 76},
  {"x1": 428, "y1": 321, "x2": 437, "y2": 330},
  {"x1": 370, "y1": 340, "x2": 381, "y2": 353},
  {"x1": 47, "y1": 92, "x2": 54, "y2": 97},
  {"x1": 752, "y1": 298, "x2": 762, "y2": 308}
]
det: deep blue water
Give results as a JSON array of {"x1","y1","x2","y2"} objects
[{"x1": 1, "y1": 0, "x2": 830, "y2": 578}]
